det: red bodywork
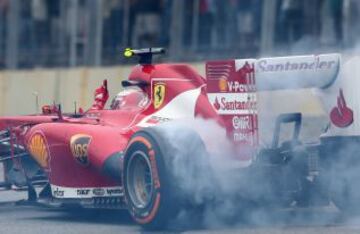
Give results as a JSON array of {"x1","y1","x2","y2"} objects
[
  {"x1": 0, "y1": 63, "x2": 224, "y2": 197},
  {"x1": 0, "y1": 58, "x2": 258, "y2": 199}
]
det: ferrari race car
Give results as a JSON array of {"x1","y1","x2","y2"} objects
[{"x1": 0, "y1": 48, "x2": 358, "y2": 229}]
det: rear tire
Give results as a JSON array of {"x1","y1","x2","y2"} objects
[
  {"x1": 123, "y1": 126, "x2": 209, "y2": 230},
  {"x1": 321, "y1": 137, "x2": 360, "y2": 216},
  {"x1": 331, "y1": 174, "x2": 360, "y2": 216}
]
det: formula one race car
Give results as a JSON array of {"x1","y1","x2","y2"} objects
[{"x1": 0, "y1": 48, "x2": 359, "y2": 229}]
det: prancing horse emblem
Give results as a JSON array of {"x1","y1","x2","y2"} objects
[{"x1": 153, "y1": 83, "x2": 166, "y2": 109}]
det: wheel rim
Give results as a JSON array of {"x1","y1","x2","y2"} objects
[{"x1": 126, "y1": 150, "x2": 154, "y2": 209}]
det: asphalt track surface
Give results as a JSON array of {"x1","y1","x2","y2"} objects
[
  {"x1": 1, "y1": 117, "x2": 360, "y2": 233},
  {"x1": 1, "y1": 189, "x2": 360, "y2": 234}
]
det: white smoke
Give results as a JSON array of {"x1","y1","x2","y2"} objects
[
  {"x1": 150, "y1": 55, "x2": 360, "y2": 230},
  {"x1": 154, "y1": 118, "x2": 275, "y2": 229}
]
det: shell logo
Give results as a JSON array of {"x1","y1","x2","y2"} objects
[
  {"x1": 28, "y1": 133, "x2": 49, "y2": 168},
  {"x1": 218, "y1": 77, "x2": 228, "y2": 92}
]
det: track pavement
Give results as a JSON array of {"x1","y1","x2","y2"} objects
[{"x1": 0, "y1": 189, "x2": 360, "y2": 234}]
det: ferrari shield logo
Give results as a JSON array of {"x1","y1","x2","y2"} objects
[{"x1": 153, "y1": 83, "x2": 166, "y2": 109}]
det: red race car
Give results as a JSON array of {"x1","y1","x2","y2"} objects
[{"x1": 0, "y1": 48, "x2": 358, "y2": 229}]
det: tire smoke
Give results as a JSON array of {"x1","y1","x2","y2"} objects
[{"x1": 152, "y1": 55, "x2": 360, "y2": 230}]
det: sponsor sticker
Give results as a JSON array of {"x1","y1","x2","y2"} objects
[
  {"x1": 218, "y1": 77, "x2": 228, "y2": 92},
  {"x1": 146, "y1": 116, "x2": 172, "y2": 125},
  {"x1": 257, "y1": 57, "x2": 337, "y2": 73},
  {"x1": 93, "y1": 188, "x2": 105, "y2": 196},
  {"x1": 227, "y1": 81, "x2": 251, "y2": 93},
  {"x1": 70, "y1": 134, "x2": 92, "y2": 166},
  {"x1": 209, "y1": 93, "x2": 255, "y2": 115},
  {"x1": 330, "y1": 89, "x2": 353, "y2": 128},
  {"x1": 153, "y1": 83, "x2": 166, "y2": 109},
  {"x1": 149, "y1": 150, "x2": 160, "y2": 189},
  {"x1": 77, "y1": 189, "x2": 90, "y2": 196},
  {"x1": 53, "y1": 187, "x2": 64, "y2": 197},
  {"x1": 233, "y1": 132, "x2": 253, "y2": 143},
  {"x1": 51, "y1": 185, "x2": 123, "y2": 198},
  {"x1": 106, "y1": 188, "x2": 122, "y2": 196},
  {"x1": 232, "y1": 116, "x2": 251, "y2": 130},
  {"x1": 28, "y1": 132, "x2": 50, "y2": 169}
]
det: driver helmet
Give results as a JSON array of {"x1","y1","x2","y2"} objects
[{"x1": 110, "y1": 86, "x2": 149, "y2": 111}]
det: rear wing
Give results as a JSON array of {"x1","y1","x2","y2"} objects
[
  {"x1": 256, "y1": 54, "x2": 340, "y2": 90},
  {"x1": 206, "y1": 54, "x2": 341, "y2": 159}
]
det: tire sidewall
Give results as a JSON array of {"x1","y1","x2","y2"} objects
[{"x1": 123, "y1": 130, "x2": 175, "y2": 229}]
